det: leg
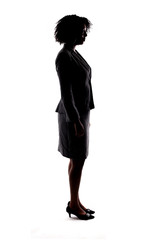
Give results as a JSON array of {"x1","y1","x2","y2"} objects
[
  {"x1": 68, "y1": 159, "x2": 72, "y2": 175},
  {"x1": 68, "y1": 159, "x2": 88, "y2": 211},
  {"x1": 68, "y1": 158, "x2": 86, "y2": 215},
  {"x1": 78, "y1": 197, "x2": 87, "y2": 211}
]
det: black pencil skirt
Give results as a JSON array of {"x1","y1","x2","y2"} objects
[{"x1": 57, "y1": 111, "x2": 90, "y2": 160}]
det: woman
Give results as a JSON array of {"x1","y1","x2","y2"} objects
[{"x1": 54, "y1": 15, "x2": 95, "y2": 220}]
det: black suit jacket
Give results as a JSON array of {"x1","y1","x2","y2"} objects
[{"x1": 55, "y1": 45, "x2": 95, "y2": 122}]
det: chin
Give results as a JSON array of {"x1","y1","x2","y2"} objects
[
  {"x1": 76, "y1": 38, "x2": 85, "y2": 45},
  {"x1": 76, "y1": 39, "x2": 85, "y2": 45}
]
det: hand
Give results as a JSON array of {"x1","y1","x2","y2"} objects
[{"x1": 74, "y1": 120, "x2": 85, "y2": 137}]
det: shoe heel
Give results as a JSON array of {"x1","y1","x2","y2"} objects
[{"x1": 66, "y1": 206, "x2": 71, "y2": 218}]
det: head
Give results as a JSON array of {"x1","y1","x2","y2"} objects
[{"x1": 54, "y1": 15, "x2": 92, "y2": 45}]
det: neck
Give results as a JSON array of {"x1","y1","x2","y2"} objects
[{"x1": 64, "y1": 43, "x2": 76, "y2": 51}]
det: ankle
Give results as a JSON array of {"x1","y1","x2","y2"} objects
[
  {"x1": 79, "y1": 202, "x2": 86, "y2": 211},
  {"x1": 70, "y1": 201, "x2": 79, "y2": 209}
]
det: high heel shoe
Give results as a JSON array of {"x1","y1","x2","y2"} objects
[
  {"x1": 68, "y1": 201, "x2": 95, "y2": 215},
  {"x1": 66, "y1": 206, "x2": 94, "y2": 220}
]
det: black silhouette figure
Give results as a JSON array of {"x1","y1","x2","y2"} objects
[{"x1": 55, "y1": 15, "x2": 95, "y2": 220}]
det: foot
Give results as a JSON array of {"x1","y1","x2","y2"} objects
[
  {"x1": 66, "y1": 206, "x2": 94, "y2": 220},
  {"x1": 68, "y1": 201, "x2": 95, "y2": 214},
  {"x1": 79, "y1": 201, "x2": 86, "y2": 210},
  {"x1": 69, "y1": 201, "x2": 86, "y2": 215},
  {"x1": 79, "y1": 202, "x2": 95, "y2": 214}
]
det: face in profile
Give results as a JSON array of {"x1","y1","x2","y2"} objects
[{"x1": 75, "y1": 25, "x2": 87, "y2": 45}]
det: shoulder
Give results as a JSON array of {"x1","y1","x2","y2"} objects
[{"x1": 56, "y1": 48, "x2": 72, "y2": 65}]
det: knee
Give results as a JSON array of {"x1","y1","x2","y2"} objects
[{"x1": 71, "y1": 158, "x2": 85, "y2": 170}]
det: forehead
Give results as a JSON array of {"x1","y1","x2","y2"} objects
[{"x1": 77, "y1": 24, "x2": 87, "y2": 32}]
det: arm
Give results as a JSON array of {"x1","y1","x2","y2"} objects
[
  {"x1": 56, "y1": 52, "x2": 80, "y2": 122},
  {"x1": 88, "y1": 70, "x2": 95, "y2": 110},
  {"x1": 56, "y1": 52, "x2": 85, "y2": 136}
]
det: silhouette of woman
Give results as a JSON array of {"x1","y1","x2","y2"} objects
[{"x1": 54, "y1": 15, "x2": 95, "y2": 220}]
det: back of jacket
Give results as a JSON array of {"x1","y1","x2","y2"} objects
[{"x1": 55, "y1": 46, "x2": 95, "y2": 122}]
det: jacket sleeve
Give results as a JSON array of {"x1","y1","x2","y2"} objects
[
  {"x1": 56, "y1": 51, "x2": 80, "y2": 122},
  {"x1": 88, "y1": 69, "x2": 95, "y2": 109},
  {"x1": 89, "y1": 80, "x2": 95, "y2": 109}
]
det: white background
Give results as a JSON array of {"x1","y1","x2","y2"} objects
[{"x1": 0, "y1": 0, "x2": 160, "y2": 239}]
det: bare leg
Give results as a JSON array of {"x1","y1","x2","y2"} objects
[
  {"x1": 78, "y1": 197, "x2": 87, "y2": 211},
  {"x1": 68, "y1": 160, "x2": 87, "y2": 210},
  {"x1": 68, "y1": 159, "x2": 72, "y2": 175},
  {"x1": 68, "y1": 158, "x2": 86, "y2": 215}
]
